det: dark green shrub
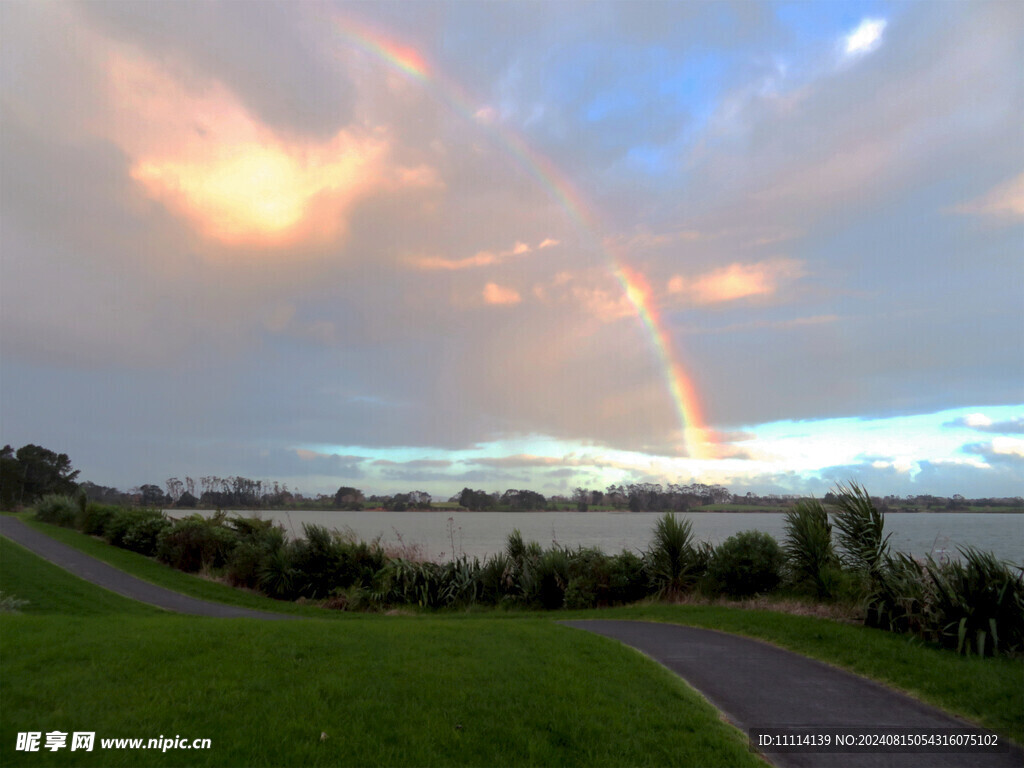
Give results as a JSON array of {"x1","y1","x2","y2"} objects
[
  {"x1": 33, "y1": 495, "x2": 78, "y2": 527},
  {"x1": 925, "y1": 548, "x2": 1024, "y2": 657},
  {"x1": 104, "y1": 508, "x2": 169, "y2": 555},
  {"x1": 76, "y1": 502, "x2": 120, "y2": 536},
  {"x1": 647, "y1": 513, "x2": 701, "y2": 597},
  {"x1": 156, "y1": 514, "x2": 239, "y2": 572},
  {"x1": 707, "y1": 530, "x2": 784, "y2": 597},
  {"x1": 564, "y1": 548, "x2": 649, "y2": 608},
  {"x1": 784, "y1": 499, "x2": 839, "y2": 599},
  {"x1": 565, "y1": 548, "x2": 613, "y2": 609},
  {"x1": 608, "y1": 550, "x2": 649, "y2": 605},
  {"x1": 526, "y1": 547, "x2": 570, "y2": 609},
  {"x1": 121, "y1": 513, "x2": 171, "y2": 556},
  {"x1": 225, "y1": 516, "x2": 286, "y2": 588},
  {"x1": 337, "y1": 538, "x2": 387, "y2": 590}
]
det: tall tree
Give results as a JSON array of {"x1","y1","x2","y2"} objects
[{"x1": 2, "y1": 444, "x2": 81, "y2": 506}]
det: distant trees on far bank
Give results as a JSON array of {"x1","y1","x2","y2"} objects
[{"x1": 2, "y1": 443, "x2": 1021, "y2": 514}]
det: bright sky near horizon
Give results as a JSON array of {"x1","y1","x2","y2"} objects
[{"x1": 1, "y1": 1, "x2": 1021, "y2": 499}]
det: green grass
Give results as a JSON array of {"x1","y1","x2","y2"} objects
[
  {"x1": 0, "y1": 542, "x2": 760, "y2": 768},
  {"x1": 7, "y1": 516, "x2": 1022, "y2": 753},
  {"x1": 0, "y1": 537, "x2": 163, "y2": 617}
]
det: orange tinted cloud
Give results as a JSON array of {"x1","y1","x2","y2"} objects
[
  {"x1": 952, "y1": 172, "x2": 1024, "y2": 221},
  {"x1": 104, "y1": 49, "x2": 430, "y2": 249},
  {"x1": 668, "y1": 259, "x2": 804, "y2": 304},
  {"x1": 482, "y1": 282, "x2": 521, "y2": 305},
  {"x1": 409, "y1": 240, "x2": 546, "y2": 270}
]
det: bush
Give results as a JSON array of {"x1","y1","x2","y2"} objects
[
  {"x1": 76, "y1": 502, "x2": 120, "y2": 536},
  {"x1": 925, "y1": 548, "x2": 1024, "y2": 657},
  {"x1": 563, "y1": 548, "x2": 649, "y2": 608},
  {"x1": 104, "y1": 508, "x2": 169, "y2": 555},
  {"x1": 707, "y1": 530, "x2": 784, "y2": 597},
  {"x1": 608, "y1": 550, "x2": 649, "y2": 605},
  {"x1": 783, "y1": 499, "x2": 839, "y2": 599},
  {"x1": 565, "y1": 548, "x2": 613, "y2": 609},
  {"x1": 287, "y1": 524, "x2": 389, "y2": 599},
  {"x1": 33, "y1": 495, "x2": 78, "y2": 527},
  {"x1": 156, "y1": 514, "x2": 239, "y2": 572},
  {"x1": 224, "y1": 517, "x2": 286, "y2": 589},
  {"x1": 525, "y1": 547, "x2": 570, "y2": 610},
  {"x1": 121, "y1": 513, "x2": 171, "y2": 556}
]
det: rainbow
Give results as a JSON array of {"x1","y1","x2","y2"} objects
[{"x1": 332, "y1": 16, "x2": 714, "y2": 460}]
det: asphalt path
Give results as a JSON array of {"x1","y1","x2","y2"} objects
[
  {"x1": 0, "y1": 516, "x2": 294, "y2": 619},
  {"x1": 561, "y1": 619, "x2": 1023, "y2": 768},
  {"x1": 4, "y1": 516, "x2": 1019, "y2": 767}
]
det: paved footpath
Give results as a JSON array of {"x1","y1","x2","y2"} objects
[
  {"x1": 562, "y1": 619, "x2": 1024, "y2": 768},
  {"x1": 4, "y1": 516, "x2": 1020, "y2": 766},
  {"x1": 0, "y1": 516, "x2": 293, "y2": 619}
]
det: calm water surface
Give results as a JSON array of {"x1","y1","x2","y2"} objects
[{"x1": 202, "y1": 510, "x2": 1023, "y2": 564}]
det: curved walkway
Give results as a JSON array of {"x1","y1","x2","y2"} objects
[
  {"x1": 561, "y1": 619, "x2": 1023, "y2": 768},
  {"x1": 4, "y1": 517, "x2": 1020, "y2": 767},
  {"x1": 0, "y1": 516, "x2": 293, "y2": 619}
]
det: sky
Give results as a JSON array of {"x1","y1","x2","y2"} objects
[{"x1": 1, "y1": 0, "x2": 1022, "y2": 500}]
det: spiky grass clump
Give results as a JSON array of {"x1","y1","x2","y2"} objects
[
  {"x1": 925, "y1": 547, "x2": 1024, "y2": 657},
  {"x1": 647, "y1": 512, "x2": 700, "y2": 597},
  {"x1": 831, "y1": 481, "x2": 891, "y2": 577},
  {"x1": 783, "y1": 498, "x2": 839, "y2": 599},
  {"x1": 867, "y1": 552, "x2": 929, "y2": 633}
]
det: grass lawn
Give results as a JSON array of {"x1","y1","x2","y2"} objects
[
  {"x1": 0, "y1": 537, "x2": 163, "y2": 617},
  {"x1": 1, "y1": 535, "x2": 761, "y2": 767},
  {"x1": 5, "y1": 517, "x2": 1022, "y2": 757}
]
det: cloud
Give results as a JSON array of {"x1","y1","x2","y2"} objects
[
  {"x1": 78, "y1": 0, "x2": 356, "y2": 139},
  {"x1": 945, "y1": 414, "x2": 1024, "y2": 434},
  {"x1": 408, "y1": 240, "x2": 542, "y2": 271},
  {"x1": 102, "y1": 48, "x2": 428, "y2": 250},
  {"x1": 963, "y1": 438, "x2": 1024, "y2": 463},
  {"x1": 667, "y1": 259, "x2": 805, "y2": 304},
  {"x1": 372, "y1": 459, "x2": 453, "y2": 469},
  {"x1": 951, "y1": 172, "x2": 1024, "y2": 222},
  {"x1": 843, "y1": 19, "x2": 887, "y2": 58},
  {"x1": 482, "y1": 282, "x2": 522, "y2": 306}
]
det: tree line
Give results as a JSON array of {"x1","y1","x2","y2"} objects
[{"x1": 2, "y1": 443, "x2": 1021, "y2": 512}]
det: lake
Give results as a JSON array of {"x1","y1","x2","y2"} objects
[{"x1": 196, "y1": 509, "x2": 1024, "y2": 564}]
